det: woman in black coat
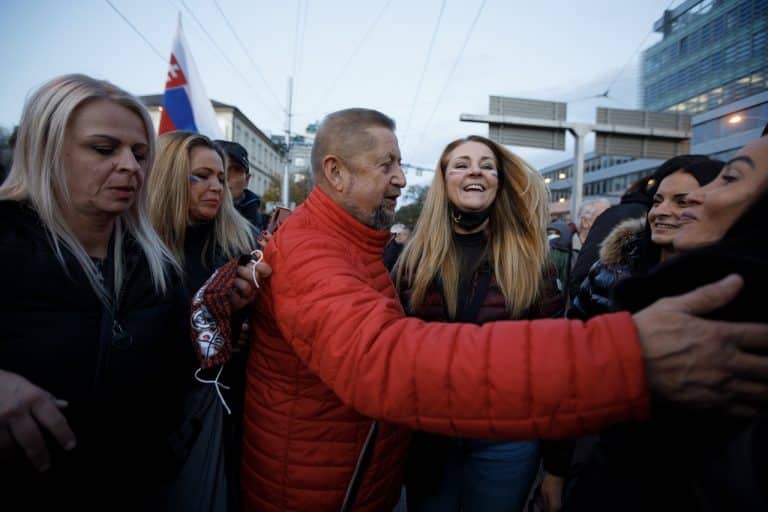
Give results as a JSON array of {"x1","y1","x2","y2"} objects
[
  {"x1": 564, "y1": 134, "x2": 768, "y2": 511},
  {"x1": 0, "y1": 74, "x2": 194, "y2": 510},
  {"x1": 569, "y1": 156, "x2": 722, "y2": 320},
  {"x1": 146, "y1": 130, "x2": 269, "y2": 510}
]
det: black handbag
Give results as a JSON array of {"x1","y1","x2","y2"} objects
[{"x1": 166, "y1": 381, "x2": 230, "y2": 512}]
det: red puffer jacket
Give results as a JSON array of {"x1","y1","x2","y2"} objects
[{"x1": 242, "y1": 188, "x2": 649, "y2": 512}]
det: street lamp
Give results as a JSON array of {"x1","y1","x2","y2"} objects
[{"x1": 727, "y1": 113, "x2": 768, "y2": 125}]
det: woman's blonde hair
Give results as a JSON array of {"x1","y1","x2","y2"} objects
[
  {"x1": 394, "y1": 135, "x2": 550, "y2": 319},
  {"x1": 147, "y1": 131, "x2": 254, "y2": 266},
  {"x1": 0, "y1": 73, "x2": 177, "y2": 303}
]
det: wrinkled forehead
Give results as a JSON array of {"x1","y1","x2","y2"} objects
[{"x1": 344, "y1": 126, "x2": 399, "y2": 163}]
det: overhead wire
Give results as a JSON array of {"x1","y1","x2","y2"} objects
[
  {"x1": 586, "y1": 0, "x2": 680, "y2": 102},
  {"x1": 177, "y1": 0, "x2": 283, "y2": 121},
  {"x1": 290, "y1": 0, "x2": 309, "y2": 128},
  {"x1": 292, "y1": 0, "x2": 308, "y2": 81},
  {"x1": 314, "y1": 0, "x2": 395, "y2": 117},
  {"x1": 104, "y1": 0, "x2": 167, "y2": 64},
  {"x1": 414, "y1": 0, "x2": 487, "y2": 151},
  {"x1": 401, "y1": 0, "x2": 447, "y2": 149},
  {"x1": 212, "y1": 0, "x2": 286, "y2": 113}
]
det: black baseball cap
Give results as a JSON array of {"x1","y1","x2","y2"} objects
[{"x1": 215, "y1": 140, "x2": 250, "y2": 173}]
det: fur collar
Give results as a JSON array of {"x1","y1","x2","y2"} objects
[{"x1": 598, "y1": 217, "x2": 646, "y2": 266}]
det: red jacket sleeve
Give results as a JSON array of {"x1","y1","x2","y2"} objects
[{"x1": 268, "y1": 228, "x2": 649, "y2": 440}]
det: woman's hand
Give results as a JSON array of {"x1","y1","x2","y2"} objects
[
  {"x1": 229, "y1": 260, "x2": 272, "y2": 311},
  {"x1": 256, "y1": 231, "x2": 273, "y2": 250},
  {"x1": 0, "y1": 370, "x2": 76, "y2": 471}
]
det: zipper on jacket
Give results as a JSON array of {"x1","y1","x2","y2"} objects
[{"x1": 110, "y1": 251, "x2": 138, "y2": 349}]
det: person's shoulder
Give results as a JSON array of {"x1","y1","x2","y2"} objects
[
  {"x1": 271, "y1": 208, "x2": 343, "y2": 257},
  {"x1": 235, "y1": 191, "x2": 262, "y2": 222},
  {"x1": 238, "y1": 189, "x2": 261, "y2": 211},
  {"x1": 0, "y1": 200, "x2": 44, "y2": 240},
  {"x1": 241, "y1": 188, "x2": 261, "y2": 204},
  {"x1": 598, "y1": 217, "x2": 645, "y2": 267},
  {"x1": 0, "y1": 199, "x2": 32, "y2": 218}
]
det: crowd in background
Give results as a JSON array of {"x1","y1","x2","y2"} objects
[{"x1": 1, "y1": 73, "x2": 767, "y2": 512}]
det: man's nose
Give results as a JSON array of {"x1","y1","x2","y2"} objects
[{"x1": 392, "y1": 163, "x2": 406, "y2": 188}]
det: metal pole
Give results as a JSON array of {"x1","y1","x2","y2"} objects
[
  {"x1": 282, "y1": 76, "x2": 293, "y2": 206},
  {"x1": 569, "y1": 124, "x2": 588, "y2": 222}
]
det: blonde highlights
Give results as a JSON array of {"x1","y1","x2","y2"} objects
[
  {"x1": 395, "y1": 135, "x2": 550, "y2": 319},
  {"x1": 0, "y1": 73, "x2": 177, "y2": 303},
  {"x1": 147, "y1": 131, "x2": 254, "y2": 266}
]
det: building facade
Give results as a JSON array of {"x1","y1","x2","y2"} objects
[
  {"x1": 542, "y1": 154, "x2": 664, "y2": 217},
  {"x1": 542, "y1": 0, "x2": 768, "y2": 216},
  {"x1": 140, "y1": 95, "x2": 284, "y2": 197},
  {"x1": 642, "y1": 0, "x2": 768, "y2": 114},
  {"x1": 690, "y1": 90, "x2": 768, "y2": 160}
]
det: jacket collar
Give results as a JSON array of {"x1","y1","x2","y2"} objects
[{"x1": 303, "y1": 187, "x2": 391, "y2": 255}]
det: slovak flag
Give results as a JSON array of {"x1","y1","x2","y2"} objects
[{"x1": 159, "y1": 15, "x2": 223, "y2": 139}]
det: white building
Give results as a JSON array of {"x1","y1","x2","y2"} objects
[{"x1": 140, "y1": 95, "x2": 285, "y2": 197}]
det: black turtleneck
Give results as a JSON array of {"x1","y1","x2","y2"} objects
[{"x1": 453, "y1": 230, "x2": 487, "y2": 321}]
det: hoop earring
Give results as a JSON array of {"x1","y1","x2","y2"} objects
[{"x1": 451, "y1": 210, "x2": 462, "y2": 223}]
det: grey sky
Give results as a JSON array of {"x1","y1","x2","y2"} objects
[{"x1": 0, "y1": 0, "x2": 676, "y2": 182}]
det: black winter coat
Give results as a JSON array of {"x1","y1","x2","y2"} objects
[
  {"x1": 0, "y1": 201, "x2": 195, "y2": 510},
  {"x1": 568, "y1": 218, "x2": 648, "y2": 320},
  {"x1": 567, "y1": 191, "x2": 649, "y2": 300},
  {"x1": 234, "y1": 188, "x2": 264, "y2": 232}
]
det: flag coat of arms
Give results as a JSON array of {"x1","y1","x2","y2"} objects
[{"x1": 159, "y1": 15, "x2": 223, "y2": 139}]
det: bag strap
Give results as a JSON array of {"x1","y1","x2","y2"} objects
[{"x1": 340, "y1": 420, "x2": 379, "y2": 512}]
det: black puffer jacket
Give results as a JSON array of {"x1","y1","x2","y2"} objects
[
  {"x1": 0, "y1": 200, "x2": 195, "y2": 510},
  {"x1": 569, "y1": 218, "x2": 648, "y2": 320},
  {"x1": 567, "y1": 192, "x2": 650, "y2": 300}
]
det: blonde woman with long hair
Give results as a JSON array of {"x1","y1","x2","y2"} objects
[
  {"x1": 147, "y1": 130, "x2": 267, "y2": 509},
  {"x1": 0, "y1": 74, "x2": 196, "y2": 508},
  {"x1": 394, "y1": 135, "x2": 564, "y2": 512},
  {"x1": 148, "y1": 131, "x2": 256, "y2": 293}
]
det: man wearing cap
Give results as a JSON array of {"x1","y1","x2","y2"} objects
[{"x1": 216, "y1": 140, "x2": 264, "y2": 231}]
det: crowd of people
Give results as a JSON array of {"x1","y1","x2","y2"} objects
[{"x1": 1, "y1": 73, "x2": 767, "y2": 512}]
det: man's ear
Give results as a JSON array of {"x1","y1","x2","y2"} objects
[{"x1": 322, "y1": 155, "x2": 345, "y2": 191}]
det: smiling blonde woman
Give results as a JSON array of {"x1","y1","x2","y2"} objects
[{"x1": 394, "y1": 135, "x2": 564, "y2": 512}]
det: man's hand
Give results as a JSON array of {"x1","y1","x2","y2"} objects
[
  {"x1": 229, "y1": 261, "x2": 272, "y2": 311},
  {"x1": 0, "y1": 370, "x2": 76, "y2": 471},
  {"x1": 633, "y1": 274, "x2": 768, "y2": 414}
]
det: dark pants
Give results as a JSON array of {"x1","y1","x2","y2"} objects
[{"x1": 407, "y1": 438, "x2": 540, "y2": 512}]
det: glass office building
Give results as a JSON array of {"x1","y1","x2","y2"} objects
[
  {"x1": 642, "y1": 0, "x2": 768, "y2": 114},
  {"x1": 543, "y1": 0, "x2": 767, "y2": 215}
]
